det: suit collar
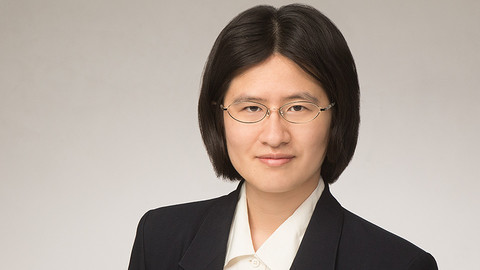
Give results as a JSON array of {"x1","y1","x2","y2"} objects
[
  {"x1": 178, "y1": 181, "x2": 344, "y2": 270},
  {"x1": 290, "y1": 184, "x2": 344, "y2": 269},
  {"x1": 179, "y1": 181, "x2": 242, "y2": 270}
]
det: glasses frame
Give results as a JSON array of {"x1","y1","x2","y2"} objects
[{"x1": 220, "y1": 100, "x2": 335, "y2": 124}]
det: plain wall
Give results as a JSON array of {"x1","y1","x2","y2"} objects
[{"x1": 1, "y1": 0, "x2": 479, "y2": 269}]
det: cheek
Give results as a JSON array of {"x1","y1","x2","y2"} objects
[
  {"x1": 301, "y1": 125, "x2": 330, "y2": 161},
  {"x1": 224, "y1": 120, "x2": 254, "y2": 160},
  {"x1": 224, "y1": 120, "x2": 236, "y2": 151}
]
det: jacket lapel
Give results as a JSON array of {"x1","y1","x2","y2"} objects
[
  {"x1": 179, "y1": 182, "x2": 242, "y2": 270},
  {"x1": 178, "y1": 182, "x2": 343, "y2": 270},
  {"x1": 290, "y1": 184, "x2": 344, "y2": 270}
]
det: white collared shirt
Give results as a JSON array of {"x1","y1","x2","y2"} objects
[{"x1": 224, "y1": 180, "x2": 325, "y2": 270}]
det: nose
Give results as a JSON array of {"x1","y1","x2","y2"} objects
[{"x1": 258, "y1": 109, "x2": 291, "y2": 148}]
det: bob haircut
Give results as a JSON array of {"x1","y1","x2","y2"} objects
[{"x1": 198, "y1": 4, "x2": 360, "y2": 184}]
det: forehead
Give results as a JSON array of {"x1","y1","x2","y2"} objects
[{"x1": 224, "y1": 54, "x2": 327, "y2": 104}]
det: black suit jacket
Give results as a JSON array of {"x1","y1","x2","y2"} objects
[{"x1": 128, "y1": 182, "x2": 437, "y2": 270}]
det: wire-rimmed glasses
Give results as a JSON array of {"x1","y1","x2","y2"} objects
[{"x1": 220, "y1": 100, "x2": 335, "y2": 124}]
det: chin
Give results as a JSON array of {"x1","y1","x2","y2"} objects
[{"x1": 245, "y1": 175, "x2": 304, "y2": 194}]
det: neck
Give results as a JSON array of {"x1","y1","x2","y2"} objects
[{"x1": 245, "y1": 179, "x2": 320, "y2": 251}]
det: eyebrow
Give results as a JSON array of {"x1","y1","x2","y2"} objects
[
  {"x1": 231, "y1": 92, "x2": 320, "y2": 104},
  {"x1": 284, "y1": 92, "x2": 320, "y2": 103},
  {"x1": 232, "y1": 95, "x2": 267, "y2": 103}
]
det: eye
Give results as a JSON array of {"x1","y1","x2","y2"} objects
[
  {"x1": 287, "y1": 105, "x2": 309, "y2": 112},
  {"x1": 243, "y1": 105, "x2": 263, "y2": 113}
]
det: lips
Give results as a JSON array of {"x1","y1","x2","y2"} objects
[{"x1": 257, "y1": 154, "x2": 295, "y2": 166}]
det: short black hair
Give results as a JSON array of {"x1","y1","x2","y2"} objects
[{"x1": 198, "y1": 4, "x2": 360, "y2": 184}]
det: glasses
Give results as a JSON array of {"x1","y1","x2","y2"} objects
[{"x1": 220, "y1": 100, "x2": 335, "y2": 124}]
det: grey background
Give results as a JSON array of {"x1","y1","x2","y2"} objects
[{"x1": 1, "y1": 0, "x2": 479, "y2": 269}]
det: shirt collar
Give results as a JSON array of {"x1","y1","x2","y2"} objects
[
  {"x1": 224, "y1": 183, "x2": 255, "y2": 266},
  {"x1": 224, "y1": 179, "x2": 325, "y2": 269}
]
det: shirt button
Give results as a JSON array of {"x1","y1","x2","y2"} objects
[{"x1": 250, "y1": 258, "x2": 260, "y2": 268}]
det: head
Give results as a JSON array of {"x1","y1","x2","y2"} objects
[{"x1": 198, "y1": 4, "x2": 360, "y2": 184}]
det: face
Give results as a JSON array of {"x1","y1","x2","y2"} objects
[{"x1": 223, "y1": 54, "x2": 332, "y2": 196}]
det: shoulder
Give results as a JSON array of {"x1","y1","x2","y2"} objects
[
  {"x1": 140, "y1": 192, "x2": 234, "y2": 244},
  {"x1": 337, "y1": 209, "x2": 437, "y2": 270},
  {"x1": 144, "y1": 196, "x2": 220, "y2": 228}
]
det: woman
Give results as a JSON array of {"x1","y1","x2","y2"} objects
[{"x1": 128, "y1": 4, "x2": 437, "y2": 270}]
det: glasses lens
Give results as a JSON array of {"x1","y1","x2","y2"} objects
[
  {"x1": 280, "y1": 101, "x2": 320, "y2": 123},
  {"x1": 228, "y1": 101, "x2": 267, "y2": 123}
]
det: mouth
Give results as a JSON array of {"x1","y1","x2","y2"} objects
[{"x1": 256, "y1": 154, "x2": 295, "y2": 167}]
